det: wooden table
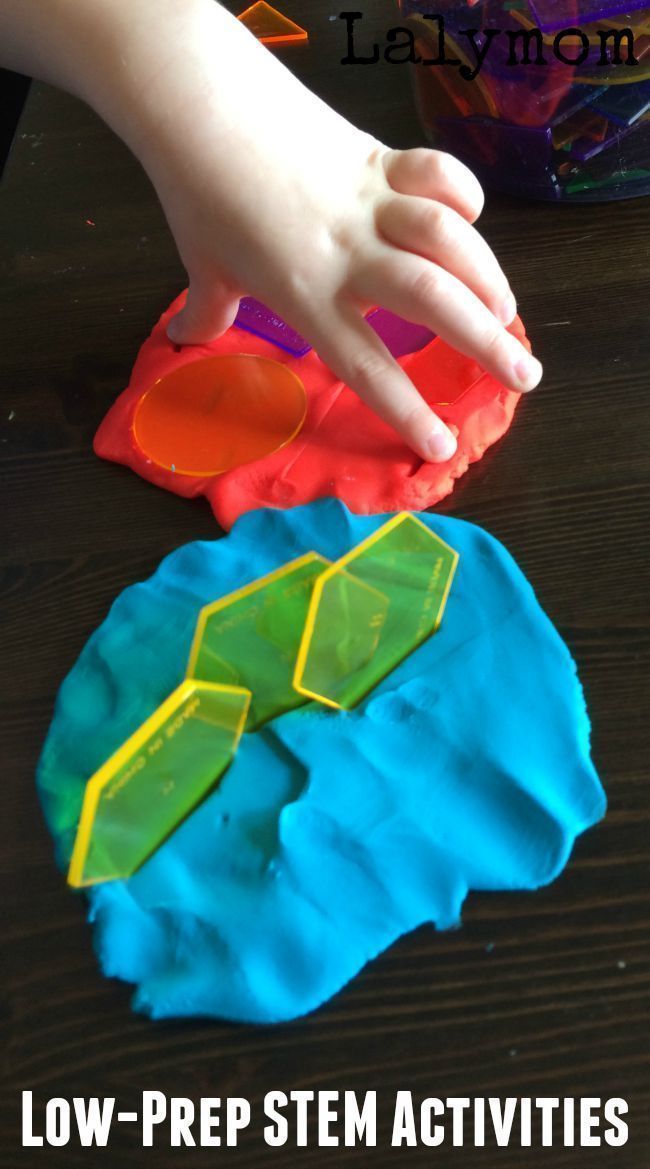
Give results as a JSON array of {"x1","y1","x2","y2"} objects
[{"x1": 2, "y1": 3, "x2": 648, "y2": 1165}]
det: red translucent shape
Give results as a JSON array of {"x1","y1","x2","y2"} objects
[
  {"x1": 133, "y1": 354, "x2": 307, "y2": 477},
  {"x1": 404, "y1": 338, "x2": 486, "y2": 409},
  {"x1": 404, "y1": 318, "x2": 531, "y2": 411},
  {"x1": 237, "y1": 2, "x2": 308, "y2": 44}
]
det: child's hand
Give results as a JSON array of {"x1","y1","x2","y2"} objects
[
  {"x1": 1, "y1": 0, "x2": 542, "y2": 462},
  {"x1": 161, "y1": 131, "x2": 538, "y2": 464}
]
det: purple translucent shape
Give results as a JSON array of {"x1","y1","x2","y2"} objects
[
  {"x1": 530, "y1": 0, "x2": 649, "y2": 34},
  {"x1": 593, "y1": 78, "x2": 650, "y2": 125},
  {"x1": 366, "y1": 309, "x2": 435, "y2": 358},
  {"x1": 234, "y1": 298, "x2": 312, "y2": 357},
  {"x1": 560, "y1": 117, "x2": 650, "y2": 188},
  {"x1": 569, "y1": 116, "x2": 639, "y2": 159},
  {"x1": 234, "y1": 299, "x2": 435, "y2": 362},
  {"x1": 437, "y1": 116, "x2": 559, "y2": 192}
]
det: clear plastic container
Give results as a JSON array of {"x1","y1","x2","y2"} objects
[{"x1": 399, "y1": 1, "x2": 650, "y2": 200}]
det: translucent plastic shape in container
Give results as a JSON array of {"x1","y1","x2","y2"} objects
[
  {"x1": 400, "y1": 0, "x2": 650, "y2": 201},
  {"x1": 132, "y1": 354, "x2": 307, "y2": 476},
  {"x1": 592, "y1": 78, "x2": 650, "y2": 123},
  {"x1": 574, "y1": 36, "x2": 650, "y2": 86},
  {"x1": 530, "y1": 0, "x2": 649, "y2": 33},
  {"x1": 294, "y1": 513, "x2": 459, "y2": 710},
  {"x1": 513, "y1": 7, "x2": 607, "y2": 47},
  {"x1": 406, "y1": 16, "x2": 500, "y2": 119},
  {"x1": 436, "y1": 117, "x2": 558, "y2": 196},
  {"x1": 552, "y1": 110, "x2": 608, "y2": 151},
  {"x1": 68, "y1": 680, "x2": 251, "y2": 887},
  {"x1": 551, "y1": 85, "x2": 609, "y2": 126},
  {"x1": 237, "y1": 1, "x2": 308, "y2": 44},
  {"x1": 569, "y1": 116, "x2": 638, "y2": 159},
  {"x1": 187, "y1": 553, "x2": 330, "y2": 729}
]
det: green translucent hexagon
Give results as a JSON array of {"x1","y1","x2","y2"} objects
[
  {"x1": 294, "y1": 513, "x2": 459, "y2": 710},
  {"x1": 68, "y1": 679, "x2": 250, "y2": 887},
  {"x1": 187, "y1": 553, "x2": 329, "y2": 729}
]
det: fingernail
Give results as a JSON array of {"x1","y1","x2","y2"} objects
[
  {"x1": 514, "y1": 353, "x2": 543, "y2": 392},
  {"x1": 425, "y1": 426, "x2": 457, "y2": 463},
  {"x1": 499, "y1": 291, "x2": 517, "y2": 325}
]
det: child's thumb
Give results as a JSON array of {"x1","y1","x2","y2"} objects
[{"x1": 167, "y1": 280, "x2": 240, "y2": 345}]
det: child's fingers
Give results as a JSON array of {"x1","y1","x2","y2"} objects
[
  {"x1": 351, "y1": 252, "x2": 542, "y2": 394},
  {"x1": 167, "y1": 278, "x2": 240, "y2": 345},
  {"x1": 377, "y1": 195, "x2": 516, "y2": 325},
  {"x1": 305, "y1": 304, "x2": 457, "y2": 463},
  {"x1": 382, "y1": 147, "x2": 484, "y2": 222}
]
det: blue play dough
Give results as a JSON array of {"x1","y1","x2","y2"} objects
[{"x1": 37, "y1": 500, "x2": 605, "y2": 1023}]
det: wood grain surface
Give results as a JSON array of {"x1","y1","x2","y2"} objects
[{"x1": 1, "y1": 2, "x2": 648, "y2": 1165}]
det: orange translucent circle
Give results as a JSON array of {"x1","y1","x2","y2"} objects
[{"x1": 133, "y1": 354, "x2": 307, "y2": 477}]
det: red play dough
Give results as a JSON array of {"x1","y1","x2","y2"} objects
[{"x1": 94, "y1": 292, "x2": 529, "y2": 530}]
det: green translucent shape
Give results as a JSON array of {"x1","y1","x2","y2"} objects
[
  {"x1": 68, "y1": 680, "x2": 250, "y2": 887},
  {"x1": 187, "y1": 553, "x2": 330, "y2": 730},
  {"x1": 301, "y1": 569, "x2": 390, "y2": 686},
  {"x1": 294, "y1": 514, "x2": 459, "y2": 710}
]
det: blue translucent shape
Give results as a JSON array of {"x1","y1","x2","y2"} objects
[
  {"x1": 593, "y1": 79, "x2": 650, "y2": 126},
  {"x1": 551, "y1": 85, "x2": 609, "y2": 127}
]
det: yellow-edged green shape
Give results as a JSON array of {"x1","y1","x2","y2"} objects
[
  {"x1": 293, "y1": 513, "x2": 459, "y2": 710},
  {"x1": 186, "y1": 553, "x2": 330, "y2": 730},
  {"x1": 69, "y1": 520, "x2": 459, "y2": 887},
  {"x1": 67, "y1": 679, "x2": 251, "y2": 887}
]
